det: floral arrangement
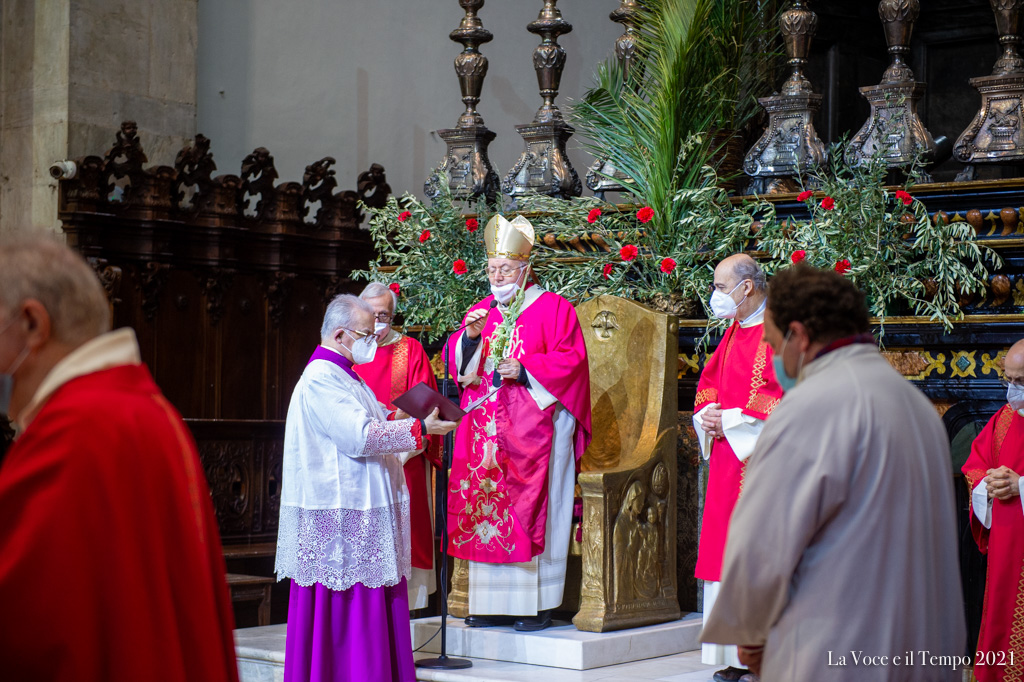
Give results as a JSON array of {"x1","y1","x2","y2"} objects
[{"x1": 756, "y1": 141, "x2": 1000, "y2": 331}]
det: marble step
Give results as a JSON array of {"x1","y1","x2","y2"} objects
[
  {"x1": 234, "y1": 614, "x2": 704, "y2": 681},
  {"x1": 411, "y1": 613, "x2": 703, "y2": 671}
]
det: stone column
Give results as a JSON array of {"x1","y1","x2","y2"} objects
[{"x1": 0, "y1": 0, "x2": 197, "y2": 235}]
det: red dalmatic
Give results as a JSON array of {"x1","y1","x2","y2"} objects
[
  {"x1": 694, "y1": 321, "x2": 782, "y2": 582},
  {"x1": 0, "y1": 365, "x2": 238, "y2": 682},
  {"x1": 355, "y1": 334, "x2": 441, "y2": 570},
  {"x1": 963, "y1": 406, "x2": 1024, "y2": 682}
]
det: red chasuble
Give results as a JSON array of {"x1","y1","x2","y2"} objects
[
  {"x1": 694, "y1": 320, "x2": 783, "y2": 582},
  {"x1": 444, "y1": 287, "x2": 592, "y2": 564},
  {"x1": 355, "y1": 333, "x2": 441, "y2": 571},
  {"x1": 0, "y1": 364, "x2": 238, "y2": 682},
  {"x1": 963, "y1": 406, "x2": 1024, "y2": 682}
]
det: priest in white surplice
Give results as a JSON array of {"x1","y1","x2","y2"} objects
[
  {"x1": 275, "y1": 295, "x2": 457, "y2": 682},
  {"x1": 702, "y1": 263, "x2": 966, "y2": 682}
]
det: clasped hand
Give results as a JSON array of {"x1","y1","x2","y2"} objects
[
  {"x1": 700, "y1": 404, "x2": 725, "y2": 439},
  {"x1": 986, "y1": 466, "x2": 1021, "y2": 501},
  {"x1": 497, "y1": 358, "x2": 521, "y2": 381}
]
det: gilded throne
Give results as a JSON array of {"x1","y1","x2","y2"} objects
[
  {"x1": 447, "y1": 295, "x2": 681, "y2": 632},
  {"x1": 571, "y1": 295, "x2": 681, "y2": 632}
]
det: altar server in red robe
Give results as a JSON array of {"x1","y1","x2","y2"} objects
[
  {"x1": 445, "y1": 215, "x2": 592, "y2": 632},
  {"x1": 693, "y1": 254, "x2": 782, "y2": 682},
  {"x1": 963, "y1": 338, "x2": 1024, "y2": 682},
  {"x1": 354, "y1": 281, "x2": 441, "y2": 610},
  {"x1": 0, "y1": 237, "x2": 238, "y2": 682}
]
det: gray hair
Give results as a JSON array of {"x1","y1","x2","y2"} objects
[
  {"x1": 321, "y1": 294, "x2": 373, "y2": 339},
  {"x1": 358, "y1": 281, "x2": 397, "y2": 310},
  {"x1": 734, "y1": 258, "x2": 767, "y2": 293},
  {"x1": 0, "y1": 236, "x2": 111, "y2": 345}
]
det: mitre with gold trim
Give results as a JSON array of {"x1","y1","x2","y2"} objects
[{"x1": 484, "y1": 215, "x2": 534, "y2": 261}]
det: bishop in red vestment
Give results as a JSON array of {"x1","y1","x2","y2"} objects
[
  {"x1": 693, "y1": 255, "x2": 782, "y2": 679},
  {"x1": 962, "y1": 339, "x2": 1024, "y2": 682},
  {"x1": 0, "y1": 239, "x2": 237, "y2": 682},
  {"x1": 354, "y1": 282, "x2": 441, "y2": 610}
]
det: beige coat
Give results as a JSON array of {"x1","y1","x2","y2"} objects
[{"x1": 702, "y1": 344, "x2": 966, "y2": 682}]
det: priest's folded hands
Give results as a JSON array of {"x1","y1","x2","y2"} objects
[{"x1": 985, "y1": 465, "x2": 1021, "y2": 500}]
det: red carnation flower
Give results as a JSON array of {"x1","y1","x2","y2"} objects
[
  {"x1": 834, "y1": 258, "x2": 852, "y2": 274},
  {"x1": 636, "y1": 206, "x2": 655, "y2": 224},
  {"x1": 620, "y1": 244, "x2": 639, "y2": 261},
  {"x1": 895, "y1": 189, "x2": 913, "y2": 206},
  {"x1": 797, "y1": 190, "x2": 813, "y2": 202},
  {"x1": 452, "y1": 259, "x2": 468, "y2": 275},
  {"x1": 602, "y1": 263, "x2": 614, "y2": 280},
  {"x1": 389, "y1": 283, "x2": 401, "y2": 297},
  {"x1": 821, "y1": 196, "x2": 835, "y2": 211},
  {"x1": 587, "y1": 208, "x2": 602, "y2": 224},
  {"x1": 660, "y1": 257, "x2": 677, "y2": 274},
  {"x1": 418, "y1": 230, "x2": 431, "y2": 243},
  {"x1": 791, "y1": 249, "x2": 807, "y2": 264},
  {"x1": 465, "y1": 218, "x2": 479, "y2": 232},
  {"x1": 397, "y1": 211, "x2": 412, "y2": 222}
]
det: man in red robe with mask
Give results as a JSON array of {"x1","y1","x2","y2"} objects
[
  {"x1": 0, "y1": 238, "x2": 238, "y2": 682},
  {"x1": 962, "y1": 337, "x2": 1024, "y2": 682},
  {"x1": 693, "y1": 254, "x2": 782, "y2": 682},
  {"x1": 354, "y1": 281, "x2": 441, "y2": 610}
]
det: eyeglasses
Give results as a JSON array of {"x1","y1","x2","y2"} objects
[
  {"x1": 486, "y1": 265, "x2": 527, "y2": 278},
  {"x1": 373, "y1": 312, "x2": 394, "y2": 323},
  {"x1": 342, "y1": 328, "x2": 374, "y2": 340}
]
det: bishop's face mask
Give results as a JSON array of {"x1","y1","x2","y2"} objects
[
  {"x1": 709, "y1": 280, "x2": 749, "y2": 320},
  {"x1": 490, "y1": 265, "x2": 527, "y2": 305},
  {"x1": 0, "y1": 315, "x2": 30, "y2": 416}
]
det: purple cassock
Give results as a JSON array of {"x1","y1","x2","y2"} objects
[{"x1": 277, "y1": 345, "x2": 423, "y2": 681}]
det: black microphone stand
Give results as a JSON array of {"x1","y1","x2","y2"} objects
[{"x1": 415, "y1": 316, "x2": 484, "y2": 671}]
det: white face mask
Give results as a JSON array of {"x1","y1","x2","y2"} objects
[
  {"x1": 490, "y1": 266, "x2": 527, "y2": 305},
  {"x1": 1009, "y1": 383, "x2": 1024, "y2": 412},
  {"x1": 343, "y1": 333, "x2": 378, "y2": 365},
  {"x1": 374, "y1": 321, "x2": 389, "y2": 338},
  {"x1": 709, "y1": 280, "x2": 748, "y2": 320}
]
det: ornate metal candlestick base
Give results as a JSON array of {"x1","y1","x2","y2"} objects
[
  {"x1": 954, "y1": 0, "x2": 1024, "y2": 181},
  {"x1": 426, "y1": 0, "x2": 500, "y2": 203},
  {"x1": 587, "y1": 0, "x2": 640, "y2": 200},
  {"x1": 504, "y1": 0, "x2": 582, "y2": 200},
  {"x1": 744, "y1": 0, "x2": 827, "y2": 195},
  {"x1": 849, "y1": 0, "x2": 940, "y2": 177}
]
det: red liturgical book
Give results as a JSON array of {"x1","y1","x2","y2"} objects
[{"x1": 392, "y1": 381, "x2": 500, "y2": 421}]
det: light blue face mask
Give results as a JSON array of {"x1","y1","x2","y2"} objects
[{"x1": 771, "y1": 331, "x2": 802, "y2": 393}]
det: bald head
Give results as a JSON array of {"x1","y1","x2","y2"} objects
[
  {"x1": 1005, "y1": 339, "x2": 1024, "y2": 386},
  {"x1": 712, "y1": 253, "x2": 766, "y2": 321}
]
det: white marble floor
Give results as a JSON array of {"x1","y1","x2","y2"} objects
[{"x1": 413, "y1": 650, "x2": 719, "y2": 682}]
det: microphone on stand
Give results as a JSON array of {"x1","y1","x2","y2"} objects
[{"x1": 417, "y1": 298, "x2": 498, "y2": 672}]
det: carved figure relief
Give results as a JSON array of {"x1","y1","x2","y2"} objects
[{"x1": 592, "y1": 309, "x2": 620, "y2": 341}]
